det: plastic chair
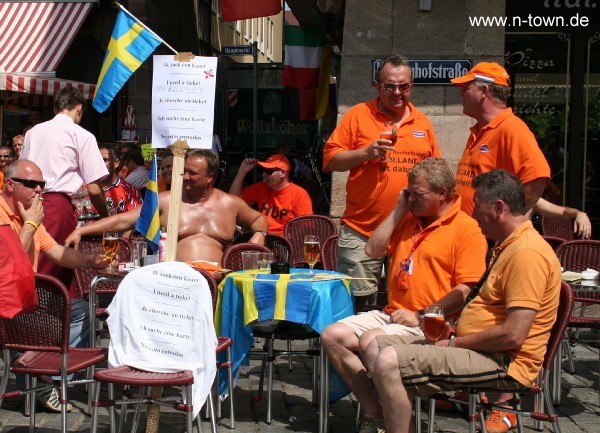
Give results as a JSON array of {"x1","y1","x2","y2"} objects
[
  {"x1": 232, "y1": 232, "x2": 293, "y2": 263},
  {"x1": 543, "y1": 235, "x2": 566, "y2": 252},
  {"x1": 221, "y1": 242, "x2": 271, "y2": 270},
  {"x1": 283, "y1": 214, "x2": 338, "y2": 268},
  {"x1": 196, "y1": 268, "x2": 235, "y2": 429},
  {"x1": 322, "y1": 234, "x2": 339, "y2": 271},
  {"x1": 541, "y1": 216, "x2": 575, "y2": 241},
  {"x1": 0, "y1": 274, "x2": 108, "y2": 433},
  {"x1": 420, "y1": 281, "x2": 574, "y2": 433},
  {"x1": 73, "y1": 235, "x2": 132, "y2": 346},
  {"x1": 89, "y1": 263, "x2": 218, "y2": 433},
  {"x1": 555, "y1": 240, "x2": 600, "y2": 378}
]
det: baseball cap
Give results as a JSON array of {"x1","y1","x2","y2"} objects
[
  {"x1": 450, "y1": 62, "x2": 510, "y2": 87},
  {"x1": 257, "y1": 154, "x2": 291, "y2": 171}
]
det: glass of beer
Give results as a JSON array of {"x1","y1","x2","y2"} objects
[
  {"x1": 102, "y1": 230, "x2": 120, "y2": 273},
  {"x1": 379, "y1": 125, "x2": 397, "y2": 162},
  {"x1": 422, "y1": 304, "x2": 445, "y2": 344},
  {"x1": 303, "y1": 235, "x2": 321, "y2": 276}
]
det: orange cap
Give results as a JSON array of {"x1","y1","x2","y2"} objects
[
  {"x1": 257, "y1": 154, "x2": 291, "y2": 171},
  {"x1": 450, "y1": 61, "x2": 510, "y2": 87}
]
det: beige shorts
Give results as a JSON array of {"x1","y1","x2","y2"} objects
[
  {"x1": 339, "y1": 309, "x2": 424, "y2": 338},
  {"x1": 337, "y1": 225, "x2": 383, "y2": 297},
  {"x1": 376, "y1": 335, "x2": 528, "y2": 399}
]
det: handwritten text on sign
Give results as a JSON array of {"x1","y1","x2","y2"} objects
[
  {"x1": 137, "y1": 269, "x2": 199, "y2": 358},
  {"x1": 152, "y1": 55, "x2": 218, "y2": 149}
]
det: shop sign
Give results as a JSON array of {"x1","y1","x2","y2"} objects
[{"x1": 371, "y1": 59, "x2": 472, "y2": 84}]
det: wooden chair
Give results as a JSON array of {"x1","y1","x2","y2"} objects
[
  {"x1": 0, "y1": 274, "x2": 108, "y2": 433},
  {"x1": 283, "y1": 214, "x2": 338, "y2": 268},
  {"x1": 232, "y1": 232, "x2": 293, "y2": 263},
  {"x1": 420, "y1": 281, "x2": 574, "y2": 433},
  {"x1": 322, "y1": 234, "x2": 339, "y2": 271}
]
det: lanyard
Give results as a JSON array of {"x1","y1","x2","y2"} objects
[
  {"x1": 396, "y1": 225, "x2": 437, "y2": 277},
  {"x1": 463, "y1": 247, "x2": 504, "y2": 307}
]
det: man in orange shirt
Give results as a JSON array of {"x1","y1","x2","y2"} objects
[
  {"x1": 323, "y1": 55, "x2": 440, "y2": 310},
  {"x1": 363, "y1": 170, "x2": 561, "y2": 433},
  {"x1": 229, "y1": 154, "x2": 313, "y2": 234},
  {"x1": 452, "y1": 62, "x2": 550, "y2": 215},
  {"x1": 320, "y1": 158, "x2": 486, "y2": 424}
]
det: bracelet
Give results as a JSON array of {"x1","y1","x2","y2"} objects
[
  {"x1": 23, "y1": 220, "x2": 39, "y2": 230},
  {"x1": 254, "y1": 229, "x2": 267, "y2": 238},
  {"x1": 448, "y1": 335, "x2": 456, "y2": 348}
]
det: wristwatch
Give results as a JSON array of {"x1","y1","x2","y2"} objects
[{"x1": 448, "y1": 335, "x2": 456, "y2": 348}]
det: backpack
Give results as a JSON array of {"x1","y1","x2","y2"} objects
[{"x1": 0, "y1": 224, "x2": 37, "y2": 318}]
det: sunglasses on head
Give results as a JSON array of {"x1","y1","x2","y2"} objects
[
  {"x1": 263, "y1": 168, "x2": 282, "y2": 175},
  {"x1": 10, "y1": 177, "x2": 46, "y2": 189}
]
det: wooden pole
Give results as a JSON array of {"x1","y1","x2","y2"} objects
[{"x1": 145, "y1": 139, "x2": 188, "y2": 433}]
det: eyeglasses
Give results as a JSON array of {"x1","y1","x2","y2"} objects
[
  {"x1": 10, "y1": 177, "x2": 46, "y2": 189},
  {"x1": 380, "y1": 82, "x2": 413, "y2": 93},
  {"x1": 263, "y1": 168, "x2": 282, "y2": 175},
  {"x1": 0, "y1": 154, "x2": 12, "y2": 159}
]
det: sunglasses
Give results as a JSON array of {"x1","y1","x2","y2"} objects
[
  {"x1": 380, "y1": 82, "x2": 413, "y2": 93},
  {"x1": 0, "y1": 154, "x2": 12, "y2": 159},
  {"x1": 263, "y1": 168, "x2": 282, "y2": 175},
  {"x1": 10, "y1": 177, "x2": 46, "y2": 189}
]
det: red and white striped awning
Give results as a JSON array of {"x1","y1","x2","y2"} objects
[
  {"x1": 0, "y1": 73, "x2": 96, "y2": 101},
  {"x1": 0, "y1": 1, "x2": 96, "y2": 102},
  {"x1": 0, "y1": 1, "x2": 93, "y2": 73}
]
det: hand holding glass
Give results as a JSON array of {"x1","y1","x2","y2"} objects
[
  {"x1": 303, "y1": 235, "x2": 321, "y2": 276},
  {"x1": 422, "y1": 304, "x2": 445, "y2": 344},
  {"x1": 379, "y1": 124, "x2": 397, "y2": 162},
  {"x1": 102, "y1": 230, "x2": 120, "y2": 273}
]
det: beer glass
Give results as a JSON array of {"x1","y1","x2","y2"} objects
[
  {"x1": 303, "y1": 235, "x2": 321, "y2": 276},
  {"x1": 379, "y1": 124, "x2": 397, "y2": 162},
  {"x1": 102, "y1": 230, "x2": 119, "y2": 273},
  {"x1": 422, "y1": 304, "x2": 445, "y2": 344}
]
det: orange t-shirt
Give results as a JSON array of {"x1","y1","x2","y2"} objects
[
  {"x1": 384, "y1": 196, "x2": 487, "y2": 313},
  {"x1": 455, "y1": 108, "x2": 550, "y2": 215},
  {"x1": 323, "y1": 99, "x2": 440, "y2": 237},
  {"x1": 456, "y1": 221, "x2": 561, "y2": 388},
  {"x1": 0, "y1": 171, "x2": 4, "y2": 190},
  {"x1": 0, "y1": 195, "x2": 57, "y2": 271}
]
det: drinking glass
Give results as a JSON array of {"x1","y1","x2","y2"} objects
[
  {"x1": 258, "y1": 252, "x2": 274, "y2": 271},
  {"x1": 241, "y1": 251, "x2": 260, "y2": 271},
  {"x1": 303, "y1": 235, "x2": 321, "y2": 276},
  {"x1": 379, "y1": 123, "x2": 397, "y2": 162},
  {"x1": 102, "y1": 230, "x2": 120, "y2": 273},
  {"x1": 422, "y1": 304, "x2": 445, "y2": 344}
]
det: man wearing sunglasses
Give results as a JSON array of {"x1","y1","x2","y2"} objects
[
  {"x1": 323, "y1": 55, "x2": 440, "y2": 311},
  {"x1": 20, "y1": 87, "x2": 110, "y2": 291},
  {"x1": 229, "y1": 153, "x2": 313, "y2": 235},
  {"x1": 0, "y1": 160, "x2": 112, "y2": 412}
]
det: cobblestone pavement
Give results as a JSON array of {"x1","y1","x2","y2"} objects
[{"x1": 1, "y1": 329, "x2": 598, "y2": 433}]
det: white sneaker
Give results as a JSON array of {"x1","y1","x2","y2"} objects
[{"x1": 37, "y1": 388, "x2": 72, "y2": 413}]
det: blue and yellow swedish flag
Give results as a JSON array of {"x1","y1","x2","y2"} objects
[
  {"x1": 92, "y1": 9, "x2": 162, "y2": 113},
  {"x1": 135, "y1": 155, "x2": 160, "y2": 252}
]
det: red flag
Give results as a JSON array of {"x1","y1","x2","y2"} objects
[{"x1": 221, "y1": 0, "x2": 281, "y2": 21}]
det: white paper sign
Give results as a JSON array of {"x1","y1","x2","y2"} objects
[{"x1": 151, "y1": 55, "x2": 218, "y2": 149}]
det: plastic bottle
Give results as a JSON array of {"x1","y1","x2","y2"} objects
[{"x1": 158, "y1": 231, "x2": 167, "y2": 262}]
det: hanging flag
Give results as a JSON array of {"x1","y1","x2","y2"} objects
[
  {"x1": 286, "y1": 46, "x2": 332, "y2": 121},
  {"x1": 221, "y1": 0, "x2": 281, "y2": 21},
  {"x1": 135, "y1": 155, "x2": 160, "y2": 252},
  {"x1": 92, "y1": 9, "x2": 162, "y2": 113},
  {"x1": 283, "y1": 9, "x2": 324, "y2": 89}
]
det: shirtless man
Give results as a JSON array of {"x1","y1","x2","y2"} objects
[{"x1": 65, "y1": 149, "x2": 269, "y2": 263}]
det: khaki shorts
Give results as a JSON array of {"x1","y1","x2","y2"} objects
[
  {"x1": 340, "y1": 310, "x2": 424, "y2": 338},
  {"x1": 376, "y1": 335, "x2": 528, "y2": 400},
  {"x1": 338, "y1": 225, "x2": 383, "y2": 297}
]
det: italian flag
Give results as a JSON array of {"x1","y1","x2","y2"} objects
[{"x1": 283, "y1": 10, "x2": 324, "y2": 89}]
